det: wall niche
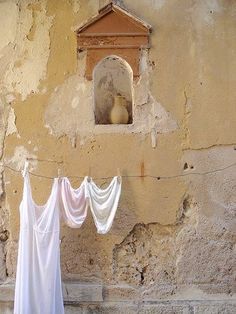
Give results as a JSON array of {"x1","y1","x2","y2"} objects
[
  {"x1": 76, "y1": 1, "x2": 151, "y2": 125},
  {"x1": 93, "y1": 55, "x2": 133, "y2": 124}
]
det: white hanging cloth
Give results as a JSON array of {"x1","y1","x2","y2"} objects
[
  {"x1": 60, "y1": 177, "x2": 88, "y2": 228},
  {"x1": 14, "y1": 163, "x2": 64, "y2": 314},
  {"x1": 86, "y1": 177, "x2": 121, "y2": 234},
  {"x1": 60, "y1": 176, "x2": 121, "y2": 234}
]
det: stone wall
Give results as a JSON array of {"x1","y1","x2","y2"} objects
[{"x1": 0, "y1": 0, "x2": 236, "y2": 313}]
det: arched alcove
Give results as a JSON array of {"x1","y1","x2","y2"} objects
[{"x1": 93, "y1": 55, "x2": 133, "y2": 124}]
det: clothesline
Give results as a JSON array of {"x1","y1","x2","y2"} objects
[{"x1": 2, "y1": 160, "x2": 236, "y2": 181}]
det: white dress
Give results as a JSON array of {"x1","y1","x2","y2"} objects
[{"x1": 14, "y1": 170, "x2": 64, "y2": 314}]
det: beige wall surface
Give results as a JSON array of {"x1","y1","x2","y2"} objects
[{"x1": 0, "y1": 0, "x2": 236, "y2": 311}]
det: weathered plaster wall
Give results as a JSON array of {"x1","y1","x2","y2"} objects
[{"x1": 0, "y1": 0, "x2": 236, "y2": 313}]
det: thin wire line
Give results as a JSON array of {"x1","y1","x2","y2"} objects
[{"x1": 2, "y1": 161, "x2": 236, "y2": 181}]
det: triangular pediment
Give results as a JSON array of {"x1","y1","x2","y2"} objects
[{"x1": 77, "y1": 3, "x2": 151, "y2": 35}]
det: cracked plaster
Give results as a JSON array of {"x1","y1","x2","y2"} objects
[
  {"x1": 45, "y1": 50, "x2": 178, "y2": 144},
  {"x1": 0, "y1": 0, "x2": 236, "y2": 311},
  {"x1": 5, "y1": 108, "x2": 17, "y2": 137},
  {"x1": 5, "y1": 146, "x2": 37, "y2": 172},
  {"x1": 1, "y1": 0, "x2": 53, "y2": 101}
]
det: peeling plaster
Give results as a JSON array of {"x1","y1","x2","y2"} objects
[
  {"x1": 0, "y1": 1, "x2": 236, "y2": 308},
  {"x1": 45, "y1": 49, "x2": 178, "y2": 145},
  {"x1": 114, "y1": 195, "x2": 236, "y2": 293},
  {"x1": 45, "y1": 75, "x2": 93, "y2": 143},
  {"x1": 0, "y1": 165, "x2": 4, "y2": 198},
  {"x1": 188, "y1": 0, "x2": 223, "y2": 27},
  {"x1": 0, "y1": 96, "x2": 9, "y2": 159},
  {"x1": 3, "y1": 0, "x2": 53, "y2": 101},
  {"x1": 6, "y1": 108, "x2": 17, "y2": 136},
  {"x1": 182, "y1": 145, "x2": 236, "y2": 221},
  {"x1": 113, "y1": 222, "x2": 176, "y2": 286},
  {"x1": 210, "y1": 175, "x2": 236, "y2": 210},
  {"x1": 148, "y1": 94, "x2": 178, "y2": 133},
  {"x1": 0, "y1": 2, "x2": 18, "y2": 53},
  {"x1": 5, "y1": 146, "x2": 37, "y2": 172}
]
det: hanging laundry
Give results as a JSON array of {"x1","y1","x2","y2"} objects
[
  {"x1": 14, "y1": 163, "x2": 64, "y2": 314},
  {"x1": 60, "y1": 176, "x2": 121, "y2": 233},
  {"x1": 14, "y1": 163, "x2": 122, "y2": 314},
  {"x1": 60, "y1": 177, "x2": 88, "y2": 228},
  {"x1": 86, "y1": 176, "x2": 122, "y2": 234}
]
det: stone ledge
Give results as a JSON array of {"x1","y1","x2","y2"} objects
[
  {"x1": 1, "y1": 301, "x2": 236, "y2": 314},
  {"x1": 63, "y1": 282, "x2": 103, "y2": 302},
  {"x1": 1, "y1": 282, "x2": 236, "y2": 303},
  {"x1": 1, "y1": 282, "x2": 236, "y2": 314}
]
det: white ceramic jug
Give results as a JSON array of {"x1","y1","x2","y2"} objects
[{"x1": 109, "y1": 95, "x2": 129, "y2": 124}]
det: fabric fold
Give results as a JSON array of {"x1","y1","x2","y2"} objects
[
  {"x1": 86, "y1": 176, "x2": 122, "y2": 234},
  {"x1": 60, "y1": 177, "x2": 88, "y2": 228},
  {"x1": 60, "y1": 176, "x2": 121, "y2": 234}
]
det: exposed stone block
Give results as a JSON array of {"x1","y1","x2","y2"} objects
[
  {"x1": 0, "y1": 302, "x2": 14, "y2": 314},
  {"x1": 193, "y1": 304, "x2": 236, "y2": 314},
  {"x1": 138, "y1": 305, "x2": 190, "y2": 314},
  {"x1": 64, "y1": 282, "x2": 103, "y2": 302},
  {"x1": 0, "y1": 243, "x2": 6, "y2": 281},
  {"x1": 113, "y1": 223, "x2": 176, "y2": 287}
]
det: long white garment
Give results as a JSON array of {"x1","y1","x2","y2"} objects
[
  {"x1": 14, "y1": 170, "x2": 64, "y2": 314},
  {"x1": 60, "y1": 176, "x2": 121, "y2": 234}
]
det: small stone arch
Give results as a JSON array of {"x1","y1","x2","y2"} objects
[{"x1": 93, "y1": 55, "x2": 133, "y2": 124}]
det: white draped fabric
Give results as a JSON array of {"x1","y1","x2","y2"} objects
[
  {"x1": 86, "y1": 177, "x2": 121, "y2": 234},
  {"x1": 14, "y1": 171, "x2": 64, "y2": 314},
  {"x1": 14, "y1": 166, "x2": 121, "y2": 314},
  {"x1": 60, "y1": 177, "x2": 88, "y2": 228},
  {"x1": 60, "y1": 176, "x2": 121, "y2": 234}
]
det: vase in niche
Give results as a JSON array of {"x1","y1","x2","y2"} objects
[{"x1": 109, "y1": 95, "x2": 129, "y2": 124}]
